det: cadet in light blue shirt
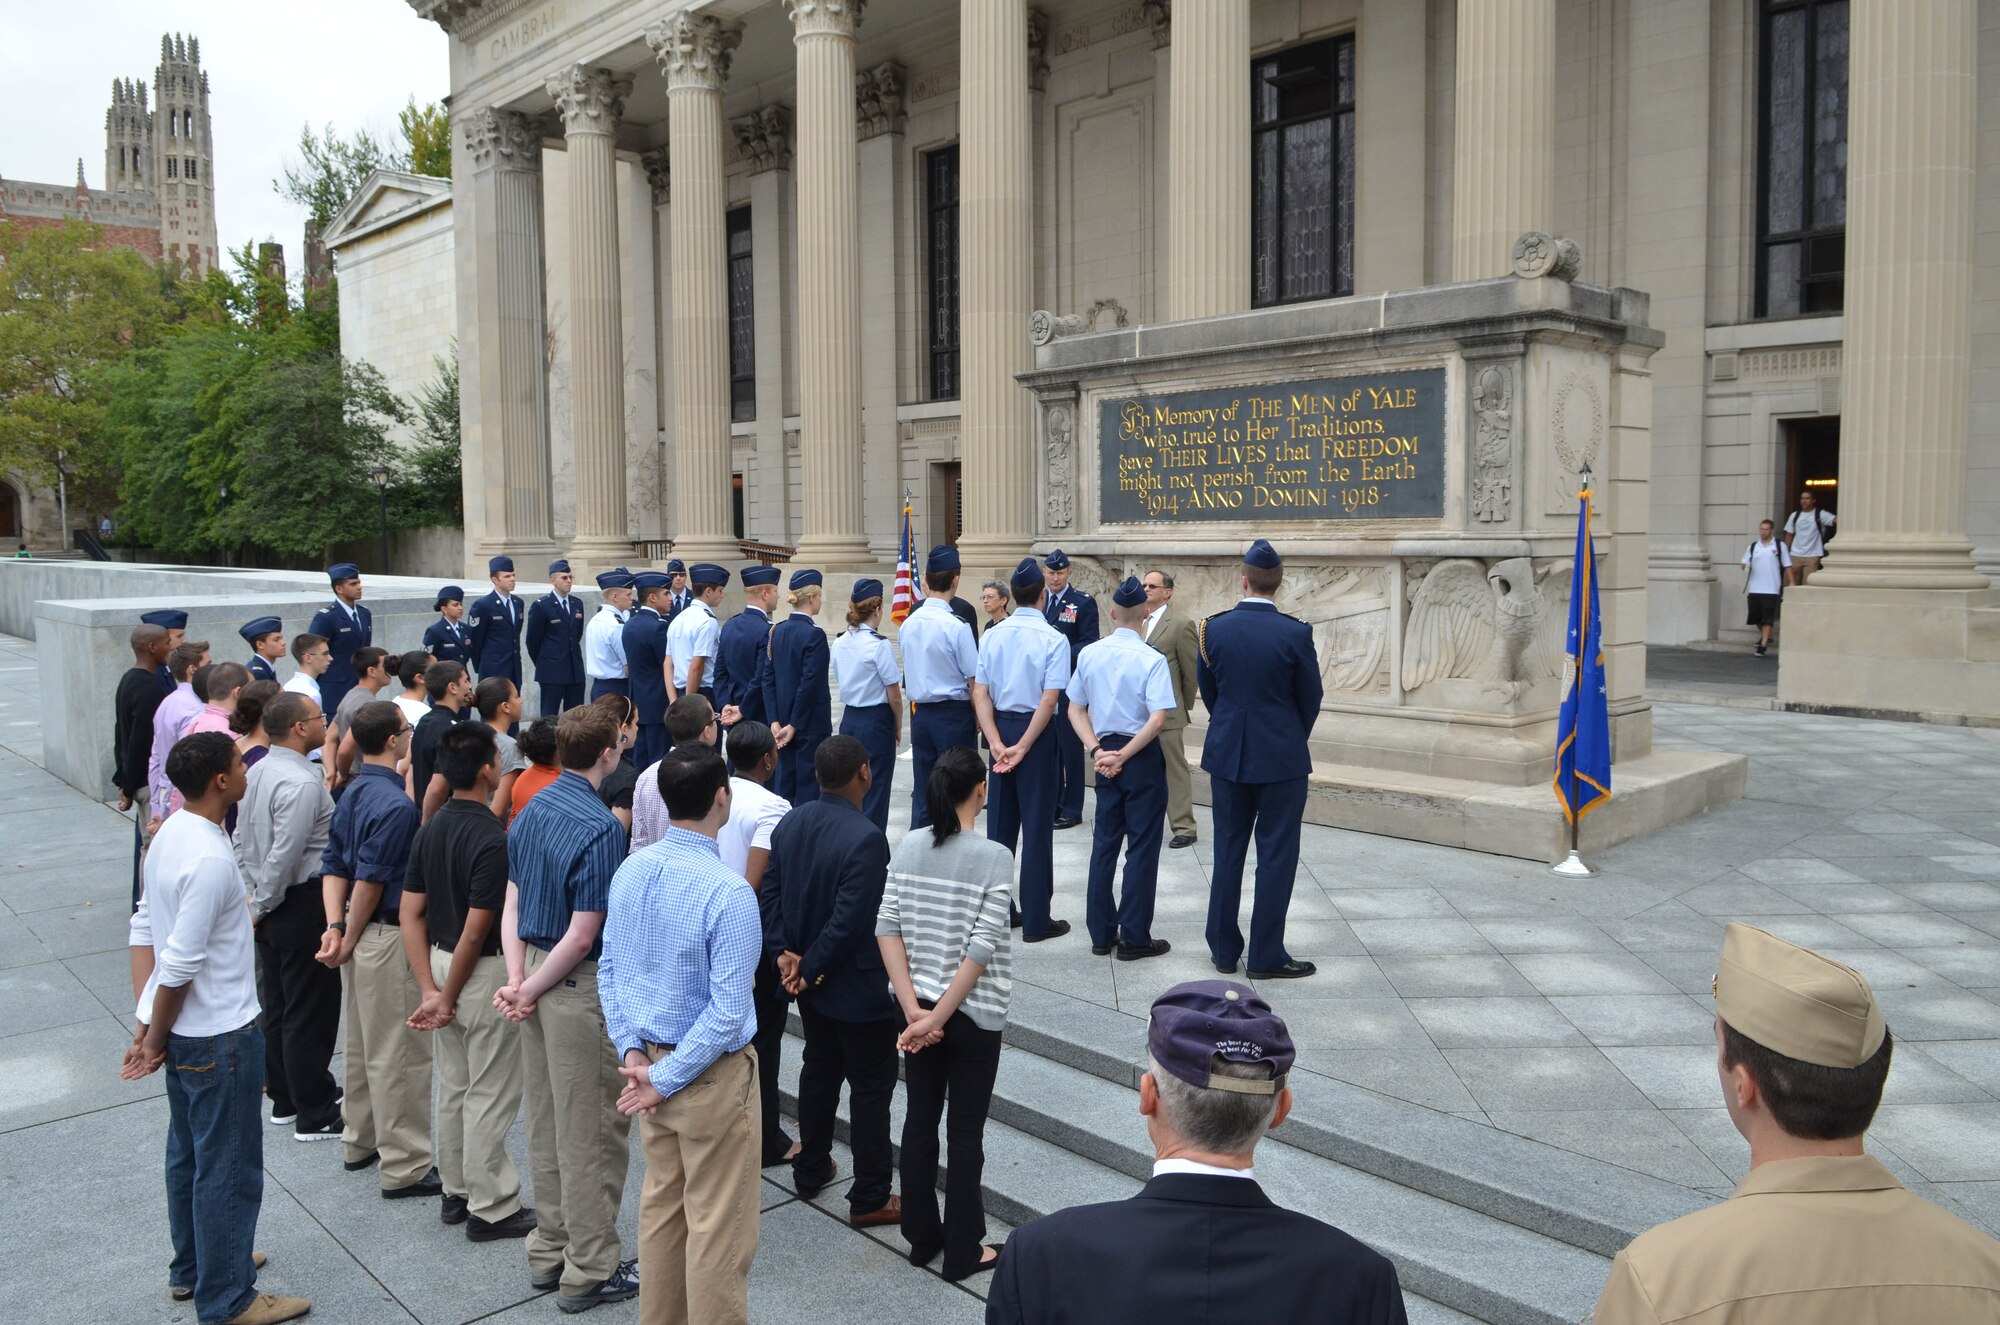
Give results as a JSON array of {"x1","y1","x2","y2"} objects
[
  {"x1": 666, "y1": 564, "x2": 728, "y2": 698},
  {"x1": 900, "y1": 545, "x2": 980, "y2": 829},
  {"x1": 1067, "y1": 577, "x2": 1178, "y2": 961},
  {"x1": 831, "y1": 579, "x2": 903, "y2": 831},
  {"x1": 973, "y1": 558, "x2": 1074, "y2": 941}
]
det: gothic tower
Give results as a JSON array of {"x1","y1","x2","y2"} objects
[
  {"x1": 147, "y1": 33, "x2": 217, "y2": 274},
  {"x1": 102, "y1": 78, "x2": 151, "y2": 193}
]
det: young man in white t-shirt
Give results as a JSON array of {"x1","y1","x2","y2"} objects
[
  {"x1": 125, "y1": 730, "x2": 311, "y2": 1324},
  {"x1": 283, "y1": 633, "x2": 331, "y2": 705},
  {"x1": 1783, "y1": 489, "x2": 1836, "y2": 584},
  {"x1": 1741, "y1": 520, "x2": 1793, "y2": 657}
]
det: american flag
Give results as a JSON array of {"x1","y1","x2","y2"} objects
[{"x1": 890, "y1": 496, "x2": 915, "y2": 624}]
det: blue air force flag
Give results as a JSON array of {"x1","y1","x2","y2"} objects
[{"x1": 1553, "y1": 483, "x2": 1611, "y2": 822}]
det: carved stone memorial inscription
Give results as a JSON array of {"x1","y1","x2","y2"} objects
[{"x1": 1098, "y1": 368, "x2": 1447, "y2": 523}]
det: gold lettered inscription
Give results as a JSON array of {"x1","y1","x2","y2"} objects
[{"x1": 1098, "y1": 368, "x2": 1447, "y2": 523}]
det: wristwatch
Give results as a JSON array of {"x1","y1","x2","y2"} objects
[
  {"x1": 1088, "y1": 744, "x2": 1102, "y2": 757},
  {"x1": 326, "y1": 920, "x2": 347, "y2": 934}
]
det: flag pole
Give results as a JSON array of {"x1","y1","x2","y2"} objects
[{"x1": 1552, "y1": 462, "x2": 1598, "y2": 878}]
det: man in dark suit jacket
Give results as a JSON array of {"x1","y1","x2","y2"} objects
[
  {"x1": 1197, "y1": 539, "x2": 1323, "y2": 980},
  {"x1": 467, "y1": 555, "x2": 524, "y2": 687},
  {"x1": 1041, "y1": 549, "x2": 1098, "y2": 827},
  {"x1": 987, "y1": 981, "x2": 1406, "y2": 1325},
  {"x1": 308, "y1": 562, "x2": 372, "y2": 716},
  {"x1": 765, "y1": 734, "x2": 900, "y2": 1228},
  {"x1": 523, "y1": 558, "x2": 587, "y2": 715}
]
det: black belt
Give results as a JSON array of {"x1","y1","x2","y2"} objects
[
  {"x1": 372, "y1": 913, "x2": 400, "y2": 928},
  {"x1": 913, "y1": 696, "x2": 970, "y2": 706},
  {"x1": 1099, "y1": 733, "x2": 1135, "y2": 748}
]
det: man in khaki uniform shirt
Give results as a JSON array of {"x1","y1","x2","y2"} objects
[
  {"x1": 1143, "y1": 570, "x2": 1201, "y2": 848},
  {"x1": 1594, "y1": 923, "x2": 2000, "y2": 1324}
]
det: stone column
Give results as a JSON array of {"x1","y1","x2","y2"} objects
[
  {"x1": 460, "y1": 108, "x2": 556, "y2": 564},
  {"x1": 1451, "y1": 0, "x2": 1555, "y2": 280},
  {"x1": 857, "y1": 62, "x2": 908, "y2": 562},
  {"x1": 956, "y1": 0, "x2": 1034, "y2": 570},
  {"x1": 548, "y1": 66, "x2": 635, "y2": 571},
  {"x1": 648, "y1": 14, "x2": 743, "y2": 565},
  {"x1": 784, "y1": 0, "x2": 872, "y2": 568},
  {"x1": 1167, "y1": 0, "x2": 1250, "y2": 319},
  {"x1": 641, "y1": 146, "x2": 674, "y2": 544},
  {"x1": 736, "y1": 105, "x2": 794, "y2": 544}
]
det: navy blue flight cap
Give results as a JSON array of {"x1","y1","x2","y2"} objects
[
  {"x1": 633, "y1": 571, "x2": 671, "y2": 592},
  {"x1": 742, "y1": 565, "x2": 780, "y2": 588},
  {"x1": 1243, "y1": 538, "x2": 1282, "y2": 570},
  {"x1": 488, "y1": 555, "x2": 514, "y2": 574},
  {"x1": 1010, "y1": 557, "x2": 1045, "y2": 591},
  {"x1": 326, "y1": 562, "x2": 361, "y2": 583},
  {"x1": 141, "y1": 609, "x2": 188, "y2": 630},
  {"x1": 1111, "y1": 576, "x2": 1146, "y2": 608},
  {"x1": 1147, "y1": 980, "x2": 1294, "y2": 1095},
  {"x1": 927, "y1": 545, "x2": 960, "y2": 575},
  {"x1": 548, "y1": 559, "x2": 571, "y2": 575},
  {"x1": 689, "y1": 563, "x2": 729, "y2": 588},
  {"x1": 434, "y1": 584, "x2": 465, "y2": 610},
  {"x1": 789, "y1": 569, "x2": 824, "y2": 591},
  {"x1": 852, "y1": 578, "x2": 884, "y2": 602},
  {"x1": 595, "y1": 570, "x2": 633, "y2": 591},
  {"x1": 1043, "y1": 548, "x2": 1071, "y2": 570},
  {"x1": 666, "y1": 559, "x2": 687, "y2": 575},
  {"x1": 237, "y1": 616, "x2": 282, "y2": 644}
]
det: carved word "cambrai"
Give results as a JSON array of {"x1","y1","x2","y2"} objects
[{"x1": 486, "y1": 1, "x2": 568, "y2": 63}]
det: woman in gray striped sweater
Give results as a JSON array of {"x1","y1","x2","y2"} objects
[{"x1": 877, "y1": 745, "x2": 1014, "y2": 1281}]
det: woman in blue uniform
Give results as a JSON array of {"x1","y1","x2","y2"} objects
[
  {"x1": 762, "y1": 569, "x2": 833, "y2": 805},
  {"x1": 831, "y1": 579, "x2": 903, "y2": 832}
]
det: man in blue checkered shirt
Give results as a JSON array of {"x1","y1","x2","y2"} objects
[{"x1": 601, "y1": 743, "x2": 762, "y2": 1325}]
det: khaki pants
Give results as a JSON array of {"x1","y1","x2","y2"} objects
[
  {"x1": 1160, "y1": 724, "x2": 1197, "y2": 839},
  {"x1": 1793, "y1": 554, "x2": 1822, "y2": 584},
  {"x1": 521, "y1": 949, "x2": 633, "y2": 1291},
  {"x1": 430, "y1": 948, "x2": 522, "y2": 1221},
  {"x1": 342, "y1": 923, "x2": 434, "y2": 1187},
  {"x1": 638, "y1": 1045, "x2": 760, "y2": 1325}
]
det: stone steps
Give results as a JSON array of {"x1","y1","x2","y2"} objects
[{"x1": 777, "y1": 1026, "x2": 1611, "y2": 1325}]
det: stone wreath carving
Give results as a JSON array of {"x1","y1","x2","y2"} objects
[
  {"x1": 1403, "y1": 558, "x2": 1572, "y2": 702},
  {"x1": 1085, "y1": 298, "x2": 1130, "y2": 331},
  {"x1": 1471, "y1": 365, "x2": 1513, "y2": 524},
  {"x1": 1029, "y1": 310, "x2": 1086, "y2": 346},
  {"x1": 1511, "y1": 230, "x2": 1583, "y2": 282},
  {"x1": 1044, "y1": 403, "x2": 1075, "y2": 529},
  {"x1": 1551, "y1": 371, "x2": 1604, "y2": 476}
]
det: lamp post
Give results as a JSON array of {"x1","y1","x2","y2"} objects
[
  {"x1": 370, "y1": 465, "x2": 391, "y2": 574},
  {"x1": 216, "y1": 482, "x2": 230, "y2": 568}
]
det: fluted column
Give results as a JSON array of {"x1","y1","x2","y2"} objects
[
  {"x1": 1451, "y1": 0, "x2": 1555, "y2": 280},
  {"x1": 648, "y1": 15, "x2": 743, "y2": 565},
  {"x1": 786, "y1": 0, "x2": 872, "y2": 568},
  {"x1": 1810, "y1": 0, "x2": 1986, "y2": 590},
  {"x1": 549, "y1": 66, "x2": 635, "y2": 570},
  {"x1": 956, "y1": 0, "x2": 1034, "y2": 570},
  {"x1": 1167, "y1": 0, "x2": 1249, "y2": 319},
  {"x1": 461, "y1": 108, "x2": 556, "y2": 561}
]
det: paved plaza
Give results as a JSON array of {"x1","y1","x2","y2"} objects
[{"x1": 1, "y1": 628, "x2": 1996, "y2": 1322}]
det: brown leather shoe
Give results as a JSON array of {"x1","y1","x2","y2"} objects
[
  {"x1": 849, "y1": 1193, "x2": 902, "y2": 1227},
  {"x1": 224, "y1": 1292, "x2": 312, "y2": 1325}
]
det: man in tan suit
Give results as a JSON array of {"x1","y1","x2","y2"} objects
[
  {"x1": 1594, "y1": 923, "x2": 2000, "y2": 1324},
  {"x1": 1142, "y1": 570, "x2": 1200, "y2": 849}
]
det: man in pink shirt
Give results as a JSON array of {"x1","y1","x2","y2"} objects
[
  {"x1": 168, "y1": 662, "x2": 251, "y2": 819},
  {"x1": 148, "y1": 640, "x2": 211, "y2": 829}
]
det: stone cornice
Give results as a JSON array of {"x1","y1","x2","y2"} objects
[
  {"x1": 647, "y1": 13, "x2": 743, "y2": 93},
  {"x1": 785, "y1": 0, "x2": 866, "y2": 40},
  {"x1": 731, "y1": 105, "x2": 792, "y2": 174},
  {"x1": 548, "y1": 65, "x2": 630, "y2": 135},
  {"x1": 462, "y1": 107, "x2": 543, "y2": 172},
  {"x1": 407, "y1": 0, "x2": 536, "y2": 39},
  {"x1": 855, "y1": 62, "x2": 905, "y2": 139}
]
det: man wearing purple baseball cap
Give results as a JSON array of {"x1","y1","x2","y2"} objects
[{"x1": 986, "y1": 981, "x2": 1406, "y2": 1324}]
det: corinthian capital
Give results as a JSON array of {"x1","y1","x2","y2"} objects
[
  {"x1": 785, "y1": 0, "x2": 865, "y2": 40},
  {"x1": 731, "y1": 105, "x2": 793, "y2": 173},
  {"x1": 641, "y1": 146, "x2": 670, "y2": 205},
  {"x1": 855, "y1": 62, "x2": 905, "y2": 139},
  {"x1": 548, "y1": 66, "x2": 631, "y2": 135},
  {"x1": 647, "y1": 13, "x2": 743, "y2": 93},
  {"x1": 462, "y1": 107, "x2": 542, "y2": 172}
]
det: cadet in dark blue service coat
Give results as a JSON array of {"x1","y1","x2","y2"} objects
[
  {"x1": 140, "y1": 610, "x2": 188, "y2": 694},
  {"x1": 240, "y1": 616, "x2": 285, "y2": 684},
  {"x1": 763, "y1": 569, "x2": 832, "y2": 806},
  {"x1": 830, "y1": 580, "x2": 903, "y2": 832},
  {"x1": 524, "y1": 558, "x2": 588, "y2": 715},
  {"x1": 1042, "y1": 549, "x2": 1099, "y2": 828},
  {"x1": 1197, "y1": 539, "x2": 1324, "y2": 981},
  {"x1": 715, "y1": 564, "x2": 780, "y2": 729},
  {"x1": 308, "y1": 562, "x2": 372, "y2": 716},
  {"x1": 466, "y1": 555, "x2": 524, "y2": 686},
  {"x1": 623, "y1": 571, "x2": 674, "y2": 768},
  {"x1": 422, "y1": 585, "x2": 472, "y2": 665}
]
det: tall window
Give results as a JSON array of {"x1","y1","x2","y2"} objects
[
  {"x1": 924, "y1": 145, "x2": 961, "y2": 400},
  {"x1": 1758, "y1": 0, "x2": 1848, "y2": 317},
  {"x1": 1252, "y1": 35, "x2": 1356, "y2": 307},
  {"x1": 727, "y1": 206, "x2": 755, "y2": 422}
]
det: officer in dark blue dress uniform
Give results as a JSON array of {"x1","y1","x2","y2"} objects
[
  {"x1": 665, "y1": 559, "x2": 691, "y2": 624},
  {"x1": 762, "y1": 569, "x2": 831, "y2": 805},
  {"x1": 1042, "y1": 548, "x2": 1099, "y2": 828},
  {"x1": 623, "y1": 571, "x2": 673, "y2": 768},
  {"x1": 422, "y1": 585, "x2": 472, "y2": 665},
  {"x1": 524, "y1": 558, "x2": 587, "y2": 716},
  {"x1": 715, "y1": 564, "x2": 780, "y2": 730},
  {"x1": 140, "y1": 609, "x2": 189, "y2": 692},
  {"x1": 467, "y1": 555, "x2": 524, "y2": 687},
  {"x1": 240, "y1": 616, "x2": 285, "y2": 684},
  {"x1": 308, "y1": 562, "x2": 372, "y2": 716},
  {"x1": 1198, "y1": 539, "x2": 1323, "y2": 980}
]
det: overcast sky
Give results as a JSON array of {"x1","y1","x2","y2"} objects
[{"x1": 2, "y1": 0, "x2": 448, "y2": 258}]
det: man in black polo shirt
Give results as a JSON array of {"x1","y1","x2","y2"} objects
[
  {"x1": 400, "y1": 723, "x2": 534, "y2": 1241},
  {"x1": 409, "y1": 661, "x2": 475, "y2": 822}
]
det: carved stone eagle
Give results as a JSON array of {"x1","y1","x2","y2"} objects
[{"x1": 1401, "y1": 557, "x2": 1571, "y2": 701}]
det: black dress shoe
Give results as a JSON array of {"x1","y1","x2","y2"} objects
[
  {"x1": 1247, "y1": 960, "x2": 1317, "y2": 981},
  {"x1": 1009, "y1": 906, "x2": 1023, "y2": 929},
  {"x1": 467, "y1": 1206, "x2": 539, "y2": 1242},
  {"x1": 1053, "y1": 816, "x2": 1082, "y2": 830},
  {"x1": 342, "y1": 1150, "x2": 379, "y2": 1173},
  {"x1": 1169, "y1": 835, "x2": 1197, "y2": 849},
  {"x1": 1023, "y1": 919, "x2": 1071, "y2": 943},
  {"x1": 1090, "y1": 942, "x2": 1115, "y2": 956},
  {"x1": 440, "y1": 1195, "x2": 470, "y2": 1226},
  {"x1": 383, "y1": 1168, "x2": 443, "y2": 1200},
  {"x1": 1116, "y1": 939, "x2": 1172, "y2": 962},
  {"x1": 1212, "y1": 960, "x2": 1239, "y2": 974}
]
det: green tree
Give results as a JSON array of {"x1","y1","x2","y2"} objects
[
  {"x1": 276, "y1": 98, "x2": 451, "y2": 230},
  {"x1": 400, "y1": 98, "x2": 454, "y2": 180},
  {"x1": 394, "y1": 347, "x2": 462, "y2": 528}
]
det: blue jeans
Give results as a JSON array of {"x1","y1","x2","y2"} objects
[{"x1": 165, "y1": 1022, "x2": 266, "y2": 1323}]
